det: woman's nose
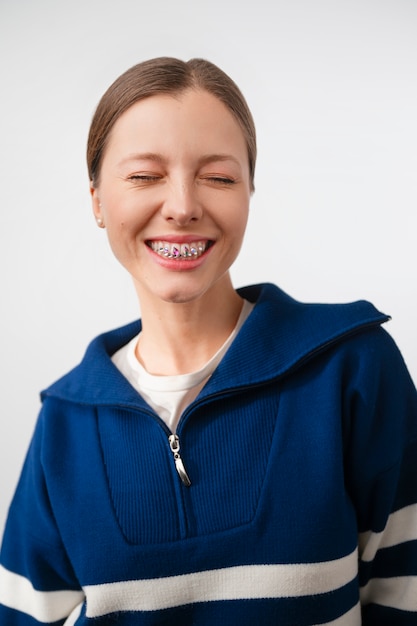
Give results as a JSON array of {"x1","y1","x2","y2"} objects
[{"x1": 160, "y1": 180, "x2": 203, "y2": 225}]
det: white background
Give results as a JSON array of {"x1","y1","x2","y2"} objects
[{"x1": 0, "y1": 0, "x2": 416, "y2": 534}]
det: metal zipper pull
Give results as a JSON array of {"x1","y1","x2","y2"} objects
[{"x1": 168, "y1": 434, "x2": 191, "y2": 487}]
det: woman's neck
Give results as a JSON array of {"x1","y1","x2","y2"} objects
[{"x1": 135, "y1": 281, "x2": 244, "y2": 376}]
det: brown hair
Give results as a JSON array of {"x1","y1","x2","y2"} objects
[{"x1": 87, "y1": 57, "x2": 256, "y2": 190}]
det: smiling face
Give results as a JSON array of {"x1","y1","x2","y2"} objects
[{"x1": 91, "y1": 88, "x2": 251, "y2": 307}]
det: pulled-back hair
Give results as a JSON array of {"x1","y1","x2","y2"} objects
[{"x1": 87, "y1": 57, "x2": 256, "y2": 190}]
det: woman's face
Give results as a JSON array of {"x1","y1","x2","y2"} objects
[{"x1": 91, "y1": 89, "x2": 251, "y2": 306}]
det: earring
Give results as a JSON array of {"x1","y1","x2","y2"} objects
[{"x1": 96, "y1": 216, "x2": 105, "y2": 228}]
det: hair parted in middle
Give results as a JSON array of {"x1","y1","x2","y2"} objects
[{"x1": 87, "y1": 57, "x2": 256, "y2": 191}]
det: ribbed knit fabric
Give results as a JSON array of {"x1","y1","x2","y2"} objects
[{"x1": 1, "y1": 283, "x2": 416, "y2": 625}]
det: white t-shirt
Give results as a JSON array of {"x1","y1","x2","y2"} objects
[{"x1": 111, "y1": 300, "x2": 254, "y2": 432}]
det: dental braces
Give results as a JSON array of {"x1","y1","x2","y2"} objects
[{"x1": 158, "y1": 244, "x2": 205, "y2": 259}]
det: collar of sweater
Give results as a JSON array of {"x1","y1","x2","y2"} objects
[{"x1": 42, "y1": 283, "x2": 389, "y2": 408}]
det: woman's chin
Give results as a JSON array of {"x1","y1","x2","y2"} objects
[
  {"x1": 135, "y1": 278, "x2": 208, "y2": 307},
  {"x1": 132, "y1": 266, "x2": 234, "y2": 308}
]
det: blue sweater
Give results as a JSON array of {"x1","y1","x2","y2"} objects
[{"x1": 1, "y1": 283, "x2": 417, "y2": 625}]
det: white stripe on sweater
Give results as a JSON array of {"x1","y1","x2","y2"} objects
[
  {"x1": 84, "y1": 548, "x2": 358, "y2": 616},
  {"x1": 64, "y1": 602, "x2": 84, "y2": 625},
  {"x1": 0, "y1": 564, "x2": 85, "y2": 623},
  {"x1": 359, "y1": 503, "x2": 417, "y2": 562},
  {"x1": 360, "y1": 575, "x2": 417, "y2": 612}
]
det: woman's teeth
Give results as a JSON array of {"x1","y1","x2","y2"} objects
[{"x1": 149, "y1": 241, "x2": 211, "y2": 259}]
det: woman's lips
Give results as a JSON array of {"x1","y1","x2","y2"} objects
[{"x1": 146, "y1": 240, "x2": 214, "y2": 260}]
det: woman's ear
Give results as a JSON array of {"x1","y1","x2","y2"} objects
[{"x1": 90, "y1": 182, "x2": 105, "y2": 228}]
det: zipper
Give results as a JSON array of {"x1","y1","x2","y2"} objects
[
  {"x1": 169, "y1": 434, "x2": 192, "y2": 487},
  {"x1": 105, "y1": 318, "x2": 389, "y2": 492}
]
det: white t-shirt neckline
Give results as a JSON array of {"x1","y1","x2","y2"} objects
[{"x1": 111, "y1": 299, "x2": 254, "y2": 431}]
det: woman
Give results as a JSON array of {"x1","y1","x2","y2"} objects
[{"x1": 0, "y1": 57, "x2": 416, "y2": 625}]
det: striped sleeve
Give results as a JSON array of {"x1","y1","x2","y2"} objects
[
  {"x1": 358, "y1": 440, "x2": 417, "y2": 624},
  {"x1": 0, "y1": 564, "x2": 84, "y2": 624},
  {"x1": 0, "y1": 413, "x2": 84, "y2": 625},
  {"x1": 346, "y1": 329, "x2": 417, "y2": 625}
]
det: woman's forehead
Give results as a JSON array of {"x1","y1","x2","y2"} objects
[{"x1": 103, "y1": 89, "x2": 248, "y2": 164}]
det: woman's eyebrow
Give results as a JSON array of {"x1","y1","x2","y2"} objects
[
  {"x1": 198, "y1": 153, "x2": 241, "y2": 167},
  {"x1": 117, "y1": 152, "x2": 241, "y2": 169},
  {"x1": 118, "y1": 152, "x2": 166, "y2": 166}
]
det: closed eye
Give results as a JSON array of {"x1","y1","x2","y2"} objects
[
  {"x1": 128, "y1": 174, "x2": 161, "y2": 181},
  {"x1": 205, "y1": 176, "x2": 236, "y2": 185}
]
